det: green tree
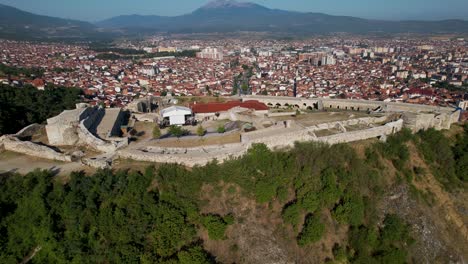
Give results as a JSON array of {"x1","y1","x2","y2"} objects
[
  {"x1": 178, "y1": 245, "x2": 213, "y2": 264},
  {"x1": 282, "y1": 202, "x2": 301, "y2": 228},
  {"x1": 297, "y1": 214, "x2": 325, "y2": 246},
  {"x1": 201, "y1": 215, "x2": 232, "y2": 240},
  {"x1": 333, "y1": 192, "x2": 364, "y2": 227}
]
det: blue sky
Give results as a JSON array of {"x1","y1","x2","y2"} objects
[{"x1": 0, "y1": 0, "x2": 467, "y2": 22}]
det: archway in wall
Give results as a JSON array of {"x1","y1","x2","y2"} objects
[
  {"x1": 294, "y1": 104, "x2": 300, "y2": 109},
  {"x1": 275, "y1": 103, "x2": 281, "y2": 108},
  {"x1": 313, "y1": 103, "x2": 319, "y2": 110},
  {"x1": 307, "y1": 106, "x2": 313, "y2": 110}
]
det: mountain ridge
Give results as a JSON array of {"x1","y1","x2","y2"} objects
[
  {"x1": 0, "y1": 1, "x2": 467, "y2": 40},
  {"x1": 97, "y1": 0, "x2": 468, "y2": 34},
  {"x1": 0, "y1": 4, "x2": 111, "y2": 40}
]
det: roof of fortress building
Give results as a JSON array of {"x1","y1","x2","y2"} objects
[{"x1": 190, "y1": 100, "x2": 269, "y2": 114}]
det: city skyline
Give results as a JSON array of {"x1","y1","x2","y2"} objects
[{"x1": 0, "y1": 0, "x2": 467, "y2": 22}]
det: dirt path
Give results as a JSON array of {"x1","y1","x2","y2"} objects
[{"x1": 0, "y1": 151, "x2": 88, "y2": 176}]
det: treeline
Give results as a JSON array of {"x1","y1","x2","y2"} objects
[
  {"x1": 1, "y1": 126, "x2": 466, "y2": 262},
  {"x1": 143, "y1": 50, "x2": 198, "y2": 59},
  {"x1": 0, "y1": 169, "x2": 218, "y2": 263},
  {"x1": 433, "y1": 81, "x2": 468, "y2": 92},
  {"x1": 0, "y1": 84, "x2": 82, "y2": 135},
  {"x1": 91, "y1": 47, "x2": 146, "y2": 55},
  {"x1": 52, "y1": 67, "x2": 75, "y2": 73},
  {"x1": 94, "y1": 50, "x2": 199, "y2": 61},
  {"x1": 95, "y1": 53, "x2": 123, "y2": 61},
  {"x1": 0, "y1": 64, "x2": 44, "y2": 78}
]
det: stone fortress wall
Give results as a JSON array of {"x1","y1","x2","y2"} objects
[
  {"x1": 116, "y1": 118, "x2": 404, "y2": 167},
  {"x1": 46, "y1": 105, "x2": 128, "y2": 153},
  {"x1": 45, "y1": 107, "x2": 92, "y2": 146},
  {"x1": 2, "y1": 96, "x2": 463, "y2": 168},
  {"x1": 0, "y1": 105, "x2": 128, "y2": 166},
  {"x1": 116, "y1": 97, "x2": 461, "y2": 167},
  {"x1": 243, "y1": 96, "x2": 461, "y2": 132},
  {"x1": 0, "y1": 135, "x2": 73, "y2": 162}
]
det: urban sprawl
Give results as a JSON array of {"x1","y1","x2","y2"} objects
[{"x1": 1, "y1": 35, "x2": 467, "y2": 108}]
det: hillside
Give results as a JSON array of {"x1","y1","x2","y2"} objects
[
  {"x1": 0, "y1": 4, "x2": 109, "y2": 40},
  {"x1": 97, "y1": 0, "x2": 468, "y2": 34},
  {"x1": 0, "y1": 123, "x2": 466, "y2": 263}
]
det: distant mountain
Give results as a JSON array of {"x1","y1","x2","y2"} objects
[
  {"x1": 98, "y1": 0, "x2": 468, "y2": 34},
  {"x1": 0, "y1": 4, "x2": 109, "y2": 40}
]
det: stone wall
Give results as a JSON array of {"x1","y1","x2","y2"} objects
[
  {"x1": 316, "y1": 120, "x2": 403, "y2": 145},
  {"x1": 46, "y1": 124, "x2": 79, "y2": 146},
  {"x1": 117, "y1": 119, "x2": 403, "y2": 167},
  {"x1": 46, "y1": 107, "x2": 94, "y2": 146},
  {"x1": 117, "y1": 143, "x2": 247, "y2": 167},
  {"x1": 243, "y1": 95, "x2": 455, "y2": 114},
  {"x1": 78, "y1": 120, "x2": 128, "y2": 153},
  {"x1": 0, "y1": 135, "x2": 72, "y2": 162},
  {"x1": 402, "y1": 111, "x2": 461, "y2": 132}
]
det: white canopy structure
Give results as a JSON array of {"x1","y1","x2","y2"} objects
[{"x1": 160, "y1": 106, "x2": 193, "y2": 125}]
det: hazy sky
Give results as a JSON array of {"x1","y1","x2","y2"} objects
[{"x1": 0, "y1": 0, "x2": 467, "y2": 22}]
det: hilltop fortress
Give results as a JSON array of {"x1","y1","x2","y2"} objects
[{"x1": 0, "y1": 96, "x2": 464, "y2": 169}]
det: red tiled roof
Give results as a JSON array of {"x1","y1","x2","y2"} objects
[
  {"x1": 407, "y1": 88, "x2": 434, "y2": 96},
  {"x1": 190, "y1": 100, "x2": 269, "y2": 114}
]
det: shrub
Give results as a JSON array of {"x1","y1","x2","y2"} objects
[
  {"x1": 177, "y1": 245, "x2": 213, "y2": 264},
  {"x1": 152, "y1": 125, "x2": 162, "y2": 139},
  {"x1": 196, "y1": 125, "x2": 206, "y2": 137},
  {"x1": 201, "y1": 214, "x2": 232, "y2": 240},
  {"x1": 217, "y1": 125, "x2": 226, "y2": 134},
  {"x1": 297, "y1": 214, "x2": 325, "y2": 246},
  {"x1": 282, "y1": 202, "x2": 301, "y2": 228},
  {"x1": 300, "y1": 192, "x2": 320, "y2": 213},
  {"x1": 333, "y1": 192, "x2": 364, "y2": 227},
  {"x1": 169, "y1": 125, "x2": 189, "y2": 138}
]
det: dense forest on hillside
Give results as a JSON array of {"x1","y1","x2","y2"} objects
[
  {"x1": 0, "y1": 84, "x2": 82, "y2": 135},
  {"x1": 0, "y1": 124, "x2": 466, "y2": 263}
]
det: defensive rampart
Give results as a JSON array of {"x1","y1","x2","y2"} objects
[
  {"x1": 0, "y1": 135, "x2": 72, "y2": 162},
  {"x1": 117, "y1": 118, "x2": 404, "y2": 167}
]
